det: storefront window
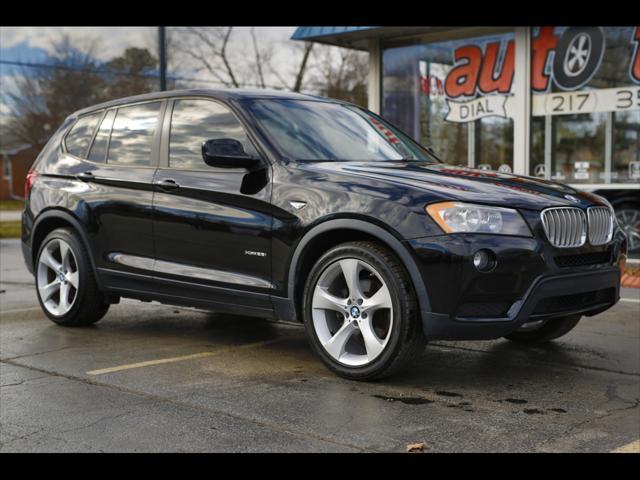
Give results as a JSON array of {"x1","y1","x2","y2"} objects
[
  {"x1": 382, "y1": 30, "x2": 516, "y2": 171},
  {"x1": 613, "y1": 110, "x2": 640, "y2": 182},
  {"x1": 529, "y1": 26, "x2": 640, "y2": 184}
]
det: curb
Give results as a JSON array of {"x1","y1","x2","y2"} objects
[{"x1": 621, "y1": 273, "x2": 640, "y2": 289}]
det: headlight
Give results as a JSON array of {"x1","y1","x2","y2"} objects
[{"x1": 426, "y1": 202, "x2": 532, "y2": 236}]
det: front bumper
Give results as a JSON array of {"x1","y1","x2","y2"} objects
[
  {"x1": 420, "y1": 268, "x2": 620, "y2": 340},
  {"x1": 408, "y1": 231, "x2": 625, "y2": 340}
]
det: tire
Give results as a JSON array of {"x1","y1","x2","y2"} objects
[
  {"x1": 614, "y1": 202, "x2": 640, "y2": 254},
  {"x1": 302, "y1": 241, "x2": 426, "y2": 381},
  {"x1": 504, "y1": 315, "x2": 582, "y2": 344},
  {"x1": 35, "y1": 227, "x2": 109, "y2": 326}
]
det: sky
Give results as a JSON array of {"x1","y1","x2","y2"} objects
[
  {"x1": 0, "y1": 26, "x2": 297, "y2": 62},
  {"x1": 0, "y1": 26, "x2": 300, "y2": 78},
  {"x1": 0, "y1": 26, "x2": 301, "y2": 127}
]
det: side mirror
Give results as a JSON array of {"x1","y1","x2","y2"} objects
[{"x1": 201, "y1": 138, "x2": 260, "y2": 169}]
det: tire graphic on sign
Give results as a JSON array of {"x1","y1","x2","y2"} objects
[{"x1": 553, "y1": 27, "x2": 605, "y2": 91}]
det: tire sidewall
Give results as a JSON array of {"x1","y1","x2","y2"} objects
[
  {"x1": 302, "y1": 244, "x2": 412, "y2": 378},
  {"x1": 35, "y1": 228, "x2": 90, "y2": 324}
]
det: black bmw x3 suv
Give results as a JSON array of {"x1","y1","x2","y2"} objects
[{"x1": 22, "y1": 89, "x2": 627, "y2": 380}]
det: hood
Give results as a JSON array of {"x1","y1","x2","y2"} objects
[{"x1": 303, "y1": 161, "x2": 607, "y2": 211}]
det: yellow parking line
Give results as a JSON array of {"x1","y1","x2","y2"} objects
[
  {"x1": 611, "y1": 440, "x2": 640, "y2": 453},
  {"x1": 87, "y1": 352, "x2": 217, "y2": 375},
  {"x1": 86, "y1": 338, "x2": 284, "y2": 376}
]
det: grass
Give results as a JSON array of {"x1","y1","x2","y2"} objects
[
  {"x1": 0, "y1": 199, "x2": 25, "y2": 211},
  {"x1": 0, "y1": 221, "x2": 21, "y2": 239}
]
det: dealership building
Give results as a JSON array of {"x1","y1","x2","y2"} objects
[{"x1": 292, "y1": 27, "x2": 640, "y2": 251}]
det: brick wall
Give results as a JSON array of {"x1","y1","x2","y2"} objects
[{"x1": 0, "y1": 147, "x2": 39, "y2": 200}]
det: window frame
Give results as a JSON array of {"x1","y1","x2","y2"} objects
[
  {"x1": 62, "y1": 110, "x2": 105, "y2": 160},
  {"x1": 85, "y1": 108, "x2": 115, "y2": 164},
  {"x1": 2, "y1": 155, "x2": 12, "y2": 180},
  {"x1": 63, "y1": 99, "x2": 167, "y2": 169},
  {"x1": 160, "y1": 95, "x2": 266, "y2": 172},
  {"x1": 104, "y1": 100, "x2": 166, "y2": 169}
]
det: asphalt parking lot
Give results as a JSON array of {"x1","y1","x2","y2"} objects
[{"x1": 1, "y1": 238, "x2": 639, "y2": 452}]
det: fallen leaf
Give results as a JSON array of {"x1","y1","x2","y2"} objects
[{"x1": 406, "y1": 442, "x2": 426, "y2": 453}]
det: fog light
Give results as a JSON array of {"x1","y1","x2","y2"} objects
[{"x1": 473, "y1": 249, "x2": 496, "y2": 272}]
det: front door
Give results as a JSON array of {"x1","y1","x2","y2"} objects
[{"x1": 152, "y1": 97, "x2": 273, "y2": 309}]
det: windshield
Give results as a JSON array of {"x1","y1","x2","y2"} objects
[{"x1": 245, "y1": 99, "x2": 440, "y2": 162}]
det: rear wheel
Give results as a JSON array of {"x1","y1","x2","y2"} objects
[
  {"x1": 504, "y1": 315, "x2": 581, "y2": 344},
  {"x1": 302, "y1": 241, "x2": 425, "y2": 381},
  {"x1": 35, "y1": 228, "x2": 109, "y2": 326}
]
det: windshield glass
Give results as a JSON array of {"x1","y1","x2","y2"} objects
[{"x1": 245, "y1": 99, "x2": 439, "y2": 162}]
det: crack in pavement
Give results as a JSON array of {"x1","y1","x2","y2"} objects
[
  {"x1": 0, "y1": 345, "x2": 82, "y2": 362},
  {"x1": 56, "y1": 411, "x2": 134, "y2": 435},
  {"x1": 534, "y1": 394, "x2": 640, "y2": 452},
  {"x1": 0, "y1": 375, "x2": 49, "y2": 388}
]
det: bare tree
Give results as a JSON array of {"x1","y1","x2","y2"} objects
[
  {"x1": 4, "y1": 34, "x2": 108, "y2": 149},
  {"x1": 293, "y1": 42, "x2": 313, "y2": 92},
  {"x1": 173, "y1": 27, "x2": 315, "y2": 92},
  {"x1": 309, "y1": 45, "x2": 369, "y2": 106},
  {"x1": 154, "y1": 27, "x2": 364, "y2": 103},
  {"x1": 250, "y1": 27, "x2": 271, "y2": 88},
  {"x1": 268, "y1": 41, "x2": 314, "y2": 92},
  {"x1": 174, "y1": 27, "x2": 242, "y2": 87}
]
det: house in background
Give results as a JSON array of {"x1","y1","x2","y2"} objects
[{"x1": 0, "y1": 144, "x2": 38, "y2": 199}]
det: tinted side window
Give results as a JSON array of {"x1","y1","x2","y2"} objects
[
  {"x1": 169, "y1": 99, "x2": 258, "y2": 169},
  {"x1": 87, "y1": 110, "x2": 116, "y2": 163},
  {"x1": 107, "y1": 102, "x2": 161, "y2": 166},
  {"x1": 65, "y1": 112, "x2": 102, "y2": 158}
]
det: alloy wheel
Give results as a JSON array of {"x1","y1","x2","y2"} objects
[
  {"x1": 311, "y1": 258, "x2": 393, "y2": 366},
  {"x1": 616, "y1": 208, "x2": 640, "y2": 253},
  {"x1": 37, "y1": 238, "x2": 79, "y2": 316}
]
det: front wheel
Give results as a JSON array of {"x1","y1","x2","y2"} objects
[
  {"x1": 504, "y1": 315, "x2": 581, "y2": 344},
  {"x1": 35, "y1": 228, "x2": 109, "y2": 326},
  {"x1": 302, "y1": 241, "x2": 425, "y2": 381}
]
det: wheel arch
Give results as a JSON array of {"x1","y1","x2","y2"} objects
[
  {"x1": 280, "y1": 219, "x2": 431, "y2": 323},
  {"x1": 30, "y1": 208, "x2": 103, "y2": 289}
]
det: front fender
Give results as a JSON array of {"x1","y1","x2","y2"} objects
[{"x1": 273, "y1": 218, "x2": 431, "y2": 324}]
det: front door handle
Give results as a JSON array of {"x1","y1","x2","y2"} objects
[
  {"x1": 154, "y1": 178, "x2": 180, "y2": 190},
  {"x1": 77, "y1": 171, "x2": 94, "y2": 182}
]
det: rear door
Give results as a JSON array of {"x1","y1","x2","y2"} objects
[
  {"x1": 82, "y1": 100, "x2": 164, "y2": 278},
  {"x1": 151, "y1": 97, "x2": 273, "y2": 308}
]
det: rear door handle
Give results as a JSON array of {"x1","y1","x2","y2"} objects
[
  {"x1": 154, "y1": 178, "x2": 180, "y2": 190},
  {"x1": 77, "y1": 171, "x2": 94, "y2": 182}
]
